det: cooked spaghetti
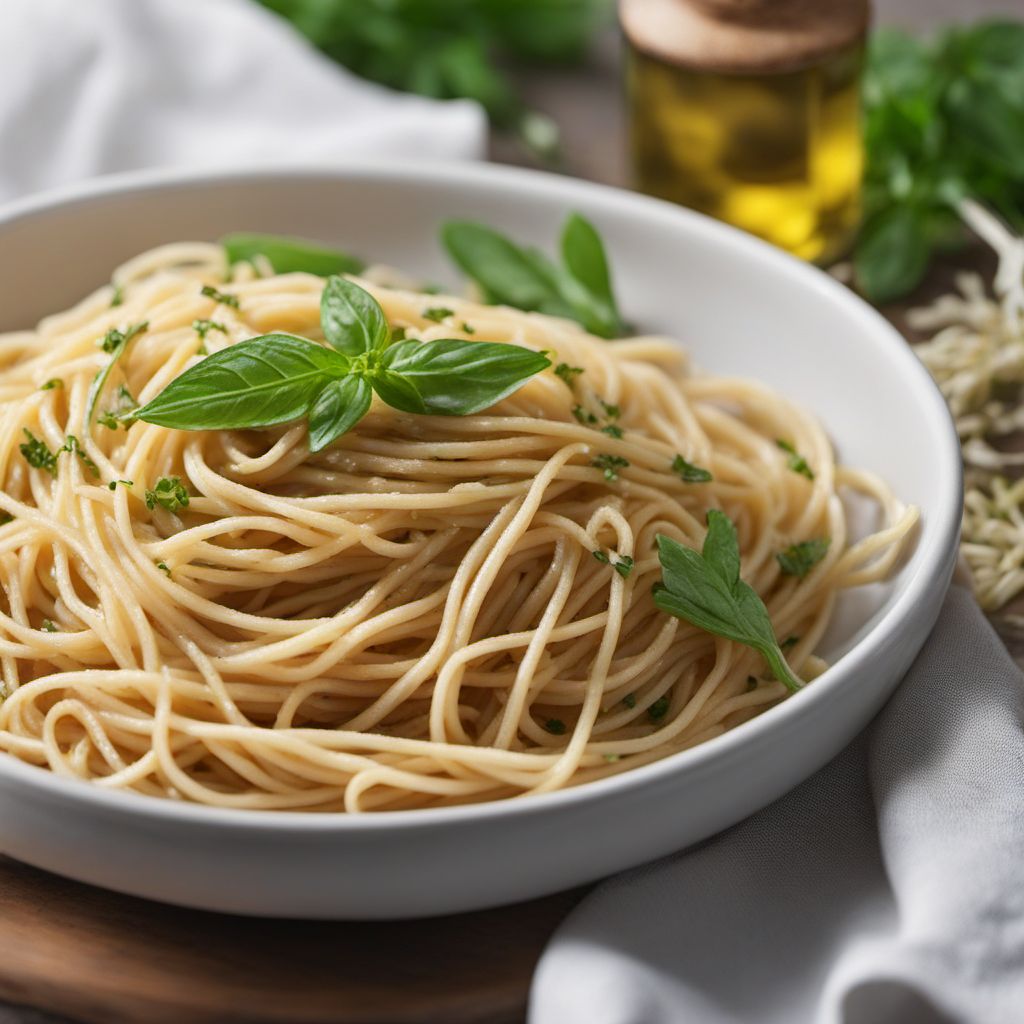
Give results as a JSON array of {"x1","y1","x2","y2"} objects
[{"x1": 0, "y1": 243, "x2": 917, "y2": 811}]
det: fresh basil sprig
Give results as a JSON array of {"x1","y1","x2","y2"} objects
[
  {"x1": 857, "y1": 20, "x2": 1024, "y2": 301},
  {"x1": 223, "y1": 233, "x2": 364, "y2": 277},
  {"x1": 134, "y1": 277, "x2": 550, "y2": 452},
  {"x1": 441, "y1": 213, "x2": 624, "y2": 338},
  {"x1": 654, "y1": 511, "x2": 803, "y2": 693}
]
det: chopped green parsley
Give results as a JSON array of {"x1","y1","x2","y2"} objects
[
  {"x1": 591, "y1": 453, "x2": 629, "y2": 482},
  {"x1": 776, "y1": 439, "x2": 815, "y2": 480},
  {"x1": 671, "y1": 454, "x2": 713, "y2": 483},
  {"x1": 777, "y1": 538, "x2": 830, "y2": 578},
  {"x1": 145, "y1": 476, "x2": 190, "y2": 513},
  {"x1": 648, "y1": 696, "x2": 670, "y2": 721},
  {"x1": 554, "y1": 363, "x2": 584, "y2": 387},
  {"x1": 19, "y1": 430, "x2": 57, "y2": 476},
  {"x1": 192, "y1": 318, "x2": 227, "y2": 342},
  {"x1": 593, "y1": 550, "x2": 635, "y2": 578},
  {"x1": 200, "y1": 284, "x2": 239, "y2": 308},
  {"x1": 422, "y1": 306, "x2": 455, "y2": 323}
]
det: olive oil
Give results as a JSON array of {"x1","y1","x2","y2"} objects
[{"x1": 621, "y1": 0, "x2": 868, "y2": 265}]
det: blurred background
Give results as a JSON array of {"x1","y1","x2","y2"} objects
[{"x1": 255, "y1": 0, "x2": 1024, "y2": 302}]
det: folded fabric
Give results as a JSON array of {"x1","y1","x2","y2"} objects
[
  {"x1": 531, "y1": 586, "x2": 1024, "y2": 1024},
  {"x1": 0, "y1": 0, "x2": 485, "y2": 204}
]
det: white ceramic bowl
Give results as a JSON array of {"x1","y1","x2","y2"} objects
[{"x1": 0, "y1": 164, "x2": 961, "y2": 919}]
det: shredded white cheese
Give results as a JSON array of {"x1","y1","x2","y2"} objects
[{"x1": 912, "y1": 200, "x2": 1024, "y2": 610}]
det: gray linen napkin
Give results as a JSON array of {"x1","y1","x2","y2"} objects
[{"x1": 530, "y1": 586, "x2": 1024, "y2": 1023}]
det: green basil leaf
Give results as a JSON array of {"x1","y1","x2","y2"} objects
[
  {"x1": 441, "y1": 216, "x2": 624, "y2": 338},
  {"x1": 307, "y1": 374, "x2": 373, "y2": 452},
  {"x1": 369, "y1": 369, "x2": 428, "y2": 415},
  {"x1": 854, "y1": 205, "x2": 931, "y2": 303},
  {"x1": 561, "y1": 212, "x2": 623, "y2": 337},
  {"x1": 379, "y1": 339, "x2": 550, "y2": 415},
  {"x1": 946, "y1": 80, "x2": 1024, "y2": 176},
  {"x1": 701, "y1": 508, "x2": 741, "y2": 587},
  {"x1": 654, "y1": 511, "x2": 802, "y2": 692},
  {"x1": 223, "y1": 233, "x2": 364, "y2": 277},
  {"x1": 135, "y1": 334, "x2": 347, "y2": 429},
  {"x1": 441, "y1": 221, "x2": 566, "y2": 311},
  {"x1": 320, "y1": 277, "x2": 390, "y2": 357},
  {"x1": 520, "y1": 247, "x2": 595, "y2": 324}
]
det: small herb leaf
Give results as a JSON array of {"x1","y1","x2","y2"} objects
[
  {"x1": 593, "y1": 550, "x2": 634, "y2": 578},
  {"x1": 145, "y1": 477, "x2": 189, "y2": 512},
  {"x1": 193, "y1": 319, "x2": 227, "y2": 342},
  {"x1": 854, "y1": 205, "x2": 930, "y2": 303},
  {"x1": 777, "y1": 538, "x2": 831, "y2": 578},
  {"x1": 19, "y1": 430, "x2": 57, "y2": 476},
  {"x1": 223, "y1": 233, "x2": 364, "y2": 277},
  {"x1": 672, "y1": 454, "x2": 713, "y2": 483},
  {"x1": 441, "y1": 221, "x2": 571, "y2": 314},
  {"x1": 379, "y1": 339, "x2": 550, "y2": 415},
  {"x1": 308, "y1": 374, "x2": 373, "y2": 452},
  {"x1": 422, "y1": 306, "x2": 455, "y2": 323},
  {"x1": 321, "y1": 276, "x2": 390, "y2": 357},
  {"x1": 554, "y1": 363, "x2": 584, "y2": 387},
  {"x1": 591, "y1": 453, "x2": 629, "y2": 481},
  {"x1": 61, "y1": 436, "x2": 98, "y2": 476},
  {"x1": 135, "y1": 334, "x2": 348, "y2": 430},
  {"x1": 200, "y1": 284, "x2": 239, "y2": 308},
  {"x1": 648, "y1": 695, "x2": 670, "y2": 721},
  {"x1": 441, "y1": 215, "x2": 624, "y2": 337},
  {"x1": 654, "y1": 511, "x2": 803, "y2": 692},
  {"x1": 561, "y1": 212, "x2": 624, "y2": 337},
  {"x1": 776, "y1": 439, "x2": 815, "y2": 480}
]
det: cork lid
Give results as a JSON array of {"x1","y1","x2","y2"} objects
[{"x1": 620, "y1": 0, "x2": 870, "y2": 74}]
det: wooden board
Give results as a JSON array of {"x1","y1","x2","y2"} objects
[{"x1": 0, "y1": 855, "x2": 586, "y2": 1024}]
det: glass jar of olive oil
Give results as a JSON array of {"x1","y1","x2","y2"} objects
[{"x1": 621, "y1": 0, "x2": 868, "y2": 265}]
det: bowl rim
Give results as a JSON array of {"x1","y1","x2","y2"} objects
[{"x1": 0, "y1": 160, "x2": 963, "y2": 832}]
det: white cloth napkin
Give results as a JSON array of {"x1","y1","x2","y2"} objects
[
  {"x1": 531, "y1": 586, "x2": 1024, "y2": 1024},
  {"x1": 0, "y1": 0, "x2": 485, "y2": 204}
]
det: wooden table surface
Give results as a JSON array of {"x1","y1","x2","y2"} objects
[{"x1": 5, "y1": 3, "x2": 1022, "y2": 1022}]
